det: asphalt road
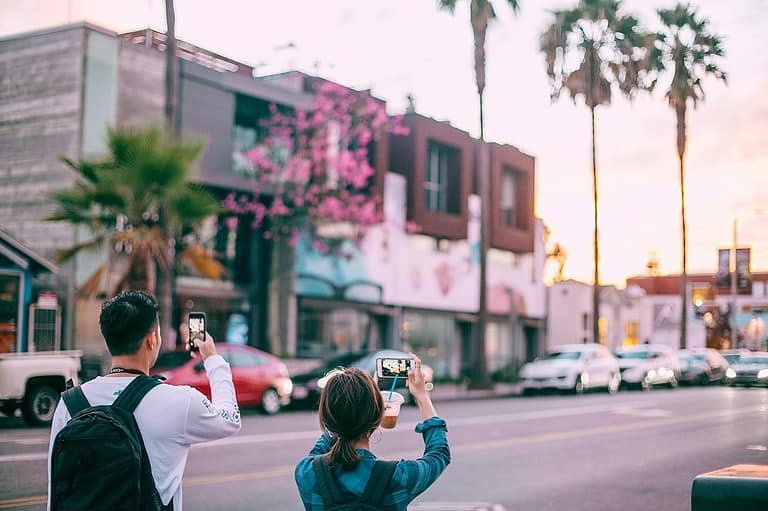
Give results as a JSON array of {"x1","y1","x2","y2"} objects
[{"x1": 2, "y1": 386, "x2": 768, "y2": 511}]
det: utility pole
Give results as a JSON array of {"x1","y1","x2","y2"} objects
[{"x1": 730, "y1": 218, "x2": 738, "y2": 347}]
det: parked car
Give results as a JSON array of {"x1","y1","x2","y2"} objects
[
  {"x1": 678, "y1": 349, "x2": 729, "y2": 385},
  {"x1": 0, "y1": 350, "x2": 82, "y2": 425},
  {"x1": 721, "y1": 349, "x2": 750, "y2": 366},
  {"x1": 519, "y1": 344, "x2": 621, "y2": 395},
  {"x1": 152, "y1": 344, "x2": 292, "y2": 415},
  {"x1": 290, "y1": 349, "x2": 434, "y2": 406},
  {"x1": 725, "y1": 353, "x2": 768, "y2": 387},
  {"x1": 614, "y1": 345, "x2": 680, "y2": 390}
]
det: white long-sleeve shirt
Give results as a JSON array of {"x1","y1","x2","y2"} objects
[{"x1": 47, "y1": 354, "x2": 241, "y2": 510}]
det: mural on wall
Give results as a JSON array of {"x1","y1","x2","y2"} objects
[{"x1": 293, "y1": 172, "x2": 546, "y2": 318}]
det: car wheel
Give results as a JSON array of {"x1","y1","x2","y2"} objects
[
  {"x1": 260, "y1": 388, "x2": 281, "y2": 415},
  {"x1": 573, "y1": 375, "x2": 585, "y2": 395},
  {"x1": 608, "y1": 373, "x2": 620, "y2": 394},
  {"x1": 522, "y1": 388, "x2": 537, "y2": 397},
  {"x1": 668, "y1": 376, "x2": 678, "y2": 389},
  {"x1": 22, "y1": 386, "x2": 59, "y2": 426},
  {"x1": 697, "y1": 374, "x2": 709, "y2": 386}
]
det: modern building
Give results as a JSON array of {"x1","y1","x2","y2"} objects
[{"x1": 0, "y1": 22, "x2": 546, "y2": 379}]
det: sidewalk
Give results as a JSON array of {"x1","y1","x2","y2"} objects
[{"x1": 428, "y1": 382, "x2": 521, "y2": 403}]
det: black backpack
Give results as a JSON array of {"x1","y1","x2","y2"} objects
[
  {"x1": 50, "y1": 375, "x2": 172, "y2": 511},
  {"x1": 312, "y1": 456, "x2": 398, "y2": 511}
]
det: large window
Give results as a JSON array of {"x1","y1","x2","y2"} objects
[
  {"x1": 179, "y1": 214, "x2": 251, "y2": 284},
  {"x1": 297, "y1": 307, "x2": 375, "y2": 359},
  {"x1": 401, "y1": 311, "x2": 459, "y2": 379},
  {"x1": 424, "y1": 141, "x2": 460, "y2": 214},
  {"x1": 0, "y1": 273, "x2": 20, "y2": 353},
  {"x1": 501, "y1": 166, "x2": 520, "y2": 228}
]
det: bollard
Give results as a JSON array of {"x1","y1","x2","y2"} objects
[{"x1": 692, "y1": 465, "x2": 768, "y2": 511}]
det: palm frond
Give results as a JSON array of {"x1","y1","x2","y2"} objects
[
  {"x1": 55, "y1": 236, "x2": 106, "y2": 264},
  {"x1": 170, "y1": 186, "x2": 222, "y2": 225}
]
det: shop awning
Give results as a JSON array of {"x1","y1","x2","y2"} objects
[{"x1": 0, "y1": 229, "x2": 58, "y2": 274}]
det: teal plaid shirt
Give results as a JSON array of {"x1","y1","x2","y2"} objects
[{"x1": 295, "y1": 417, "x2": 450, "y2": 510}]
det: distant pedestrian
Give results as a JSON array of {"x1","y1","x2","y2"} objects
[
  {"x1": 47, "y1": 291, "x2": 241, "y2": 511},
  {"x1": 295, "y1": 354, "x2": 450, "y2": 510}
]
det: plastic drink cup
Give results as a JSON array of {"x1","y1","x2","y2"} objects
[{"x1": 380, "y1": 391, "x2": 404, "y2": 429}]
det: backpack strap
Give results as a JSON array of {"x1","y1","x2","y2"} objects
[
  {"x1": 312, "y1": 456, "x2": 344, "y2": 508},
  {"x1": 61, "y1": 386, "x2": 90, "y2": 417},
  {"x1": 112, "y1": 375, "x2": 162, "y2": 413},
  {"x1": 360, "y1": 460, "x2": 398, "y2": 506}
]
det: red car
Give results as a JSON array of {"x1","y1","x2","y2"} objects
[{"x1": 152, "y1": 344, "x2": 293, "y2": 415}]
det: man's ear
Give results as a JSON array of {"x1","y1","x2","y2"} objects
[{"x1": 145, "y1": 329, "x2": 158, "y2": 351}]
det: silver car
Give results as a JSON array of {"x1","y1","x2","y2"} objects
[
  {"x1": 615, "y1": 345, "x2": 681, "y2": 390},
  {"x1": 520, "y1": 344, "x2": 621, "y2": 395}
]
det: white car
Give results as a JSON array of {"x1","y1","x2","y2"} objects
[
  {"x1": 519, "y1": 344, "x2": 621, "y2": 395},
  {"x1": 614, "y1": 345, "x2": 680, "y2": 390}
]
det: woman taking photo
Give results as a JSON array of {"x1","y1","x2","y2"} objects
[{"x1": 295, "y1": 354, "x2": 450, "y2": 510}]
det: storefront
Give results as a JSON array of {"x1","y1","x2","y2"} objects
[{"x1": 0, "y1": 230, "x2": 58, "y2": 353}]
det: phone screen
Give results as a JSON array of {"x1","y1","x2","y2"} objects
[
  {"x1": 377, "y1": 358, "x2": 412, "y2": 378},
  {"x1": 188, "y1": 313, "x2": 205, "y2": 351}
]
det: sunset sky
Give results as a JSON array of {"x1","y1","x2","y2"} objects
[{"x1": 2, "y1": 0, "x2": 766, "y2": 285}]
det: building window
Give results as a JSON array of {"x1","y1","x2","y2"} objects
[
  {"x1": 501, "y1": 166, "x2": 521, "y2": 229},
  {"x1": 297, "y1": 307, "x2": 373, "y2": 358},
  {"x1": 424, "y1": 141, "x2": 460, "y2": 214},
  {"x1": 401, "y1": 311, "x2": 459, "y2": 379}
]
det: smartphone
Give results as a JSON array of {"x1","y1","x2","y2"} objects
[
  {"x1": 188, "y1": 312, "x2": 206, "y2": 352},
  {"x1": 376, "y1": 358, "x2": 413, "y2": 379}
]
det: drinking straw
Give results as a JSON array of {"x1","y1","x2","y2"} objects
[{"x1": 388, "y1": 375, "x2": 398, "y2": 400}]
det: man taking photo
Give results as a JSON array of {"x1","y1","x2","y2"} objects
[{"x1": 47, "y1": 290, "x2": 241, "y2": 511}]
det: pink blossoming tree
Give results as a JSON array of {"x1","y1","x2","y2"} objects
[{"x1": 225, "y1": 81, "x2": 408, "y2": 255}]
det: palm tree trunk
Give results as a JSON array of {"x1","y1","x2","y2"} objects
[
  {"x1": 471, "y1": 92, "x2": 492, "y2": 389},
  {"x1": 164, "y1": 0, "x2": 178, "y2": 135},
  {"x1": 590, "y1": 105, "x2": 600, "y2": 344},
  {"x1": 158, "y1": 0, "x2": 179, "y2": 351},
  {"x1": 676, "y1": 103, "x2": 688, "y2": 350},
  {"x1": 468, "y1": 7, "x2": 492, "y2": 389}
]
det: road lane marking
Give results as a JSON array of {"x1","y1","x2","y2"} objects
[
  {"x1": 0, "y1": 453, "x2": 47, "y2": 463},
  {"x1": 0, "y1": 496, "x2": 46, "y2": 509},
  {"x1": 1, "y1": 404, "x2": 765, "y2": 509},
  {"x1": 451, "y1": 405, "x2": 766, "y2": 454},
  {"x1": 196, "y1": 403, "x2": 641, "y2": 449},
  {"x1": 0, "y1": 402, "x2": 757, "y2": 463}
]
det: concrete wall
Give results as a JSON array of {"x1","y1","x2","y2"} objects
[
  {"x1": 116, "y1": 39, "x2": 164, "y2": 126},
  {"x1": 0, "y1": 26, "x2": 84, "y2": 257}
]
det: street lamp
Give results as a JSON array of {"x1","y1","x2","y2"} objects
[{"x1": 730, "y1": 209, "x2": 765, "y2": 346}]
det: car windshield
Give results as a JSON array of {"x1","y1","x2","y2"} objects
[
  {"x1": 723, "y1": 354, "x2": 741, "y2": 363},
  {"x1": 539, "y1": 351, "x2": 581, "y2": 361},
  {"x1": 737, "y1": 356, "x2": 768, "y2": 365},
  {"x1": 680, "y1": 353, "x2": 706, "y2": 362},
  {"x1": 615, "y1": 351, "x2": 649, "y2": 360},
  {"x1": 154, "y1": 351, "x2": 193, "y2": 368}
]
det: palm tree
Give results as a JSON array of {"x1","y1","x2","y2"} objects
[
  {"x1": 47, "y1": 127, "x2": 221, "y2": 350},
  {"x1": 647, "y1": 3, "x2": 726, "y2": 349},
  {"x1": 438, "y1": 0, "x2": 520, "y2": 390},
  {"x1": 540, "y1": 0, "x2": 650, "y2": 344}
]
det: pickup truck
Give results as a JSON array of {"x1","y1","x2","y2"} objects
[{"x1": 0, "y1": 351, "x2": 82, "y2": 425}]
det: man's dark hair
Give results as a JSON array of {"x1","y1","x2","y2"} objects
[{"x1": 99, "y1": 290, "x2": 159, "y2": 356}]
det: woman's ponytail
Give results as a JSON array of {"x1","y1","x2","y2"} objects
[
  {"x1": 327, "y1": 436, "x2": 360, "y2": 469},
  {"x1": 318, "y1": 368, "x2": 384, "y2": 470}
]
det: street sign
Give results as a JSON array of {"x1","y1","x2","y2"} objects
[{"x1": 715, "y1": 248, "x2": 752, "y2": 293}]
